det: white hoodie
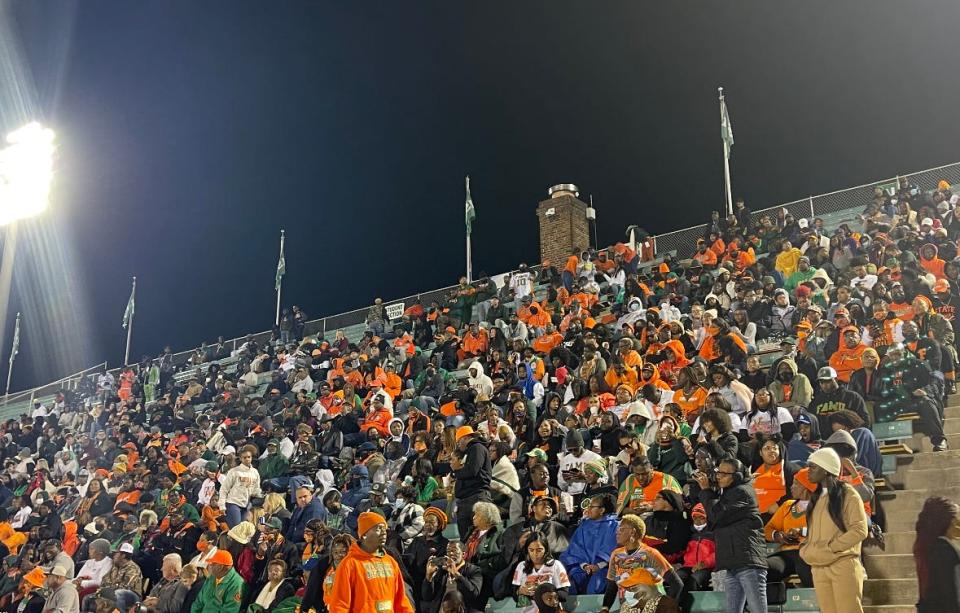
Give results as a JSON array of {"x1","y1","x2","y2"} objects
[
  {"x1": 220, "y1": 463, "x2": 262, "y2": 508},
  {"x1": 467, "y1": 362, "x2": 494, "y2": 398}
]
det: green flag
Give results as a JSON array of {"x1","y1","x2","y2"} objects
[
  {"x1": 10, "y1": 315, "x2": 19, "y2": 362},
  {"x1": 720, "y1": 96, "x2": 734, "y2": 156},
  {"x1": 122, "y1": 282, "x2": 135, "y2": 329},
  {"x1": 465, "y1": 176, "x2": 476, "y2": 234},
  {"x1": 275, "y1": 247, "x2": 286, "y2": 291}
]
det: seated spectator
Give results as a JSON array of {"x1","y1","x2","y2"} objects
[
  {"x1": 826, "y1": 410, "x2": 883, "y2": 477},
  {"x1": 422, "y1": 539, "x2": 484, "y2": 613},
  {"x1": 599, "y1": 514, "x2": 682, "y2": 613},
  {"x1": 750, "y1": 434, "x2": 800, "y2": 519},
  {"x1": 511, "y1": 533, "x2": 570, "y2": 610},
  {"x1": 643, "y1": 490, "x2": 690, "y2": 563},
  {"x1": 765, "y1": 467, "x2": 816, "y2": 587},
  {"x1": 616, "y1": 456, "x2": 682, "y2": 516},
  {"x1": 676, "y1": 503, "x2": 715, "y2": 594}
]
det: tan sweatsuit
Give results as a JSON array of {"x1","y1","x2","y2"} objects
[{"x1": 799, "y1": 482, "x2": 869, "y2": 613}]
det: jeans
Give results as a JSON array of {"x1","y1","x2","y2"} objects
[
  {"x1": 225, "y1": 503, "x2": 244, "y2": 528},
  {"x1": 724, "y1": 567, "x2": 767, "y2": 613}
]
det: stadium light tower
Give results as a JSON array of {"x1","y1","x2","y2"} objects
[{"x1": 0, "y1": 122, "x2": 56, "y2": 225}]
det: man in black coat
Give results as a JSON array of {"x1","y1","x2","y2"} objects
[
  {"x1": 809, "y1": 366, "x2": 870, "y2": 434},
  {"x1": 695, "y1": 457, "x2": 768, "y2": 613},
  {"x1": 451, "y1": 427, "x2": 491, "y2": 540},
  {"x1": 421, "y1": 540, "x2": 485, "y2": 613}
]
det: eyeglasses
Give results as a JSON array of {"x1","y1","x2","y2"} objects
[{"x1": 715, "y1": 470, "x2": 737, "y2": 476}]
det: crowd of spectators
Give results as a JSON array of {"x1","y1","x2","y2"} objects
[{"x1": 0, "y1": 177, "x2": 958, "y2": 613}]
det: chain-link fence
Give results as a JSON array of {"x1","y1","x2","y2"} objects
[{"x1": 653, "y1": 161, "x2": 960, "y2": 259}]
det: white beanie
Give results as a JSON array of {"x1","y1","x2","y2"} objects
[{"x1": 808, "y1": 447, "x2": 842, "y2": 477}]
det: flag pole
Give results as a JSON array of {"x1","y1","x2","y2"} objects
[
  {"x1": 719, "y1": 86, "x2": 734, "y2": 218},
  {"x1": 124, "y1": 277, "x2": 136, "y2": 365},
  {"x1": 4, "y1": 312, "x2": 20, "y2": 402},
  {"x1": 275, "y1": 229, "x2": 285, "y2": 327},
  {"x1": 465, "y1": 177, "x2": 473, "y2": 283}
]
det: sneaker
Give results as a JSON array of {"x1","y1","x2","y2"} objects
[{"x1": 934, "y1": 439, "x2": 949, "y2": 452}]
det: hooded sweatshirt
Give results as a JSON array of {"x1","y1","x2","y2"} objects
[
  {"x1": 328, "y1": 543, "x2": 415, "y2": 613},
  {"x1": 767, "y1": 358, "x2": 814, "y2": 410},
  {"x1": 466, "y1": 362, "x2": 494, "y2": 399},
  {"x1": 920, "y1": 243, "x2": 947, "y2": 279}
]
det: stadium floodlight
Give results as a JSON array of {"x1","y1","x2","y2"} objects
[{"x1": 0, "y1": 122, "x2": 56, "y2": 226}]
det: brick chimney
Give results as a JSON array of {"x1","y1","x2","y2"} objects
[{"x1": 536, "y1": 184, "x2": 589, "y2": 266}]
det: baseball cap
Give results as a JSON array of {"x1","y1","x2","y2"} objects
[
  {"x1": 454, "y1": 426, "x2": 474, "y2": 442},
  {"x1": 796, "y1": 413, "x2": 812, "y2": 425},
  {"x1": 817, "y1": 366, "x2": 838, "y2": 380},
  {"x1": 526, "y1": 448, "x2": 548, "y2": 463},
  {"x1": 264, "y1": 517, "x2": 283, "y2": 531},
  {"x1": 50, "y1": 565, "x2": 69, "y2": 578},
  {"x1": 118, "y1": 542, "x2": 134, "y2": 554}
]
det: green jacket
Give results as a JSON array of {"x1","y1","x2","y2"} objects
[
  {"x1": 258, "y1": 453, "x2": 290, "y2": 480},
  {"x1": 191, "y1": 568, "x2": 245, "y2": 613}
]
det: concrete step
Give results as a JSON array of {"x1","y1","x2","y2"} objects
[
  {"x1": 891, "y1": 448, "x2": 960, "y2": 470},
  {"x1": 945, "y1": 403, "x2": 960, "y2": 417},
  {"x1": 896, "y1": 466, "x2": 960, "y2": 490},
  {"x1": 945, "y1": 417, "x2": 960, "y2": 435},
  {"x1": 917, "y1": 432, "x2": 960, "y2": 452},
  {"x1": 863, "y1": 607, "x2": 918, "y2": 613},
  {"x1": 863, "y1": 578, "x2": 918, "y2": 606},
  {"x1": 863, "y1": 553, "x2": 915, "y2": 578},
  {"x1": 865, "y1": 532, "x2": 914, "y2": 556}
]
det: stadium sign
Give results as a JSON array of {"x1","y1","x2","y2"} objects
[{"x1": 385, "y1": 302, "x2": 405, "y2": 320}]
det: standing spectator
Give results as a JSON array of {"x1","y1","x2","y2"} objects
[
  {"x1": 799, "y1": 448, "x2": 868, "y2": 613},
  {"x1": 366, "y1": 298, "x2": 387, "y2": 336},
  {"x1": 694, "y1": 457, "x2": 768, "y2": 613},
  {"x1": 220, "y1": 445, "x2": 262, "y2": 527},
  {"x1": 913, "y1": 496, "x2": 960, "y2": 613},
  {"x1": 451, "y1": 427, "x2": 491, "y2": 540},
  {"x1": 328, "y1": 512, "x2": 414, "y2": 613}
]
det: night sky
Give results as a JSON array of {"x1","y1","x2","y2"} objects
[{"x1": 4, "y1": 0, "x2": 960, "y2": 389}]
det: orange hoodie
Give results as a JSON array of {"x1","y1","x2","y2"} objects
[
  {"x1": 829, "y1": 342, "x2": 867, "y2": 383},
  {"x1": 328, "y1": 543, "x2": 415, "y2": 613},
  {"x1": 658, "y1": 340, "x2": 692, "y2": 381},
  {"x1": 920, "y1": 243, "x2": 946, "y2": 279}
]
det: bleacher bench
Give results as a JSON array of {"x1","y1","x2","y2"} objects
[{"x1": 873, "y1": 419, "x2": 915, "y2": 455}]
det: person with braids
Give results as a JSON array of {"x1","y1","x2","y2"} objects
[
  {"x1": 799, "y1": 447, "x2": 868, "y2": 613},
  {"x1": 598, "y1": 514, "x2": 681, "y2": 613},
  {"x1": 913, "y1": 496, "x2": 960, "y2": 612}
]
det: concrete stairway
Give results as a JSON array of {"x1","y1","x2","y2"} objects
[{"x1": 861, "y1": 395, "x2": 960, "y2": 613}]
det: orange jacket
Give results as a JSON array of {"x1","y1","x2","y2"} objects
[
  {"x1": 829, "y1": 343, "x2": 868, "y2": 383},
  {"x1": 328, "y1": 544, "x2": 415, "y2": 613},
  {"x1": 605, "y1": 365, "x2": 640, "y2": 391},
  {"x1": 613, "y1": 243, "x2": 637, "y2": 262},
  {"x1": 360, "y1": 407, "x2": 393, "y2": 436},
  {"x1": 619, "y1": 349, "x2": 644, "y2": 370},
  {"x1": 462, "y1": 331, "x2": 489, "y2": 356},
  {"x1": 564, "y1": 255, "x2": 579, "y2": 275},
  {"x1": 694, "y1": 248, "x2": 718, "y2": 267},
  {"x1": 710, "y1": 238, "x2": 726, "y2": 258},
  {"x1": 532, "y1": 332, "x2": 563, "y2": 355},
  {"x1": 381, "y1": 372, "x2": 403, "y2": 400}
]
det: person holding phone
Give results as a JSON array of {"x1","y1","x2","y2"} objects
[
  {"x1": 421, "y1": 540, "x2": 484, "y2": 613},
  {"x1": 764, "y1": 467, "x2": 816, "y2": 587}
]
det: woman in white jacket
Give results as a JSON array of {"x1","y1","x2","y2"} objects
[{"x1": 220, "y1": 444, "x2": 262, "y2": 528}]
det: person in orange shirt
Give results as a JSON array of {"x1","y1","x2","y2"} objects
[
  {"x1": 532, "y1": 325, "x2": 564, "y2": 354},
  {"x1": 919, "y1": 243, "x2": 946, "y2": 279},
  {"x1": 693, "y1": 239, "x2": 718, "y2": 268},
  {"x1": 605, "y1": 363, "x2": 639, "y2": 391},
  {"x1": 359, "y1": 392, "x2": 394, "y2": 437},
  {"x1": 379, "y1": 363, "x2": 403, "y2": 400},
  {"x1": 525, "y1": 304, "x2": 551, "y2": 333},
  {"x1": 617, "y1": 338, "x2": 643, "y2": 369},
  {"x1": 708, "y1": 233, "x2": 726, "y2": 259},
  {"x1": 828, "y1": 326, "x2": 868, "y2": 383},
  {"x1": 459, "y1": 323, "x2": 489, "y2": 361},
  {"x1": 328, "y1": 512, "x2": 414, "y2": 613},
  {"x1": 563, "y1": 252, "x2": 580, "y2": 291}
]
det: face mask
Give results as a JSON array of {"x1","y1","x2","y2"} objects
[
  {"x1": 778, "y1": 372, "x2": 792, "y2": 383},
  {"x1": 692, "y1": 523, "x2": 707, "y2": 532},
  {"x1": 794, "y1": 500, "x2": 810, "y2": 512},
  {"x1": 196, "y1": 540, "x2": 209, "y2": 552}
]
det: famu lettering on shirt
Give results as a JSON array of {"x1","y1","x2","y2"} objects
[{"x1": 362, "y1": 560, "x2": 396, "y2": 580}]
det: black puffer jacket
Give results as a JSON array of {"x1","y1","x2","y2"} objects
[
  {"x1": 699, "y1": 480, "x2": 766, "y2": 571},
  {"x1": 454, "y1": 437, "x2": 491, "y2": 499}
]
